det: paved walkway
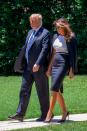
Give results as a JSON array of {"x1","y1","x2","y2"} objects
[{"x1": 0, "y1": 113, "x2": 87, "y2": 131}]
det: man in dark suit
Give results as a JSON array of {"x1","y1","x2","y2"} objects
[{"x1": 9, "y1": 14, "x2": 51, "y2": 121}]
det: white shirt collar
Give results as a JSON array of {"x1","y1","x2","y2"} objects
[{"x1": 32, "y1": 26, "x2": 42, "y2": 33}]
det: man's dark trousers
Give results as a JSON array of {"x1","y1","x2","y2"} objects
[{"x1": 17, "y1": 67, "x2": 49, "y2": 118}]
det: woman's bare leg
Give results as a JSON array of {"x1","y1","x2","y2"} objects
[
  {"x1": 45, "y1": 91, "x2": 57, "y2": 121},
  {"x1": 57, "y1": 92, "x2": 68, "y2": 120}
]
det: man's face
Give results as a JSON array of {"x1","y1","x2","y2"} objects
[{"x1": 30, "y1": 17, "x2": 41, "y2": 29}]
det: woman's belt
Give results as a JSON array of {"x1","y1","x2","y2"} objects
[{"x1": 54, "y1": 48, "x2": 68, "y2": 54}]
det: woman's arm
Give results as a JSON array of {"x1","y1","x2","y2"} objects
[
  {"x1": 46, "y1": 48, "x2": 55, "y2": 77},
  {"x1": 67, "y1": 36, "x2": 77, "y2": 78}
]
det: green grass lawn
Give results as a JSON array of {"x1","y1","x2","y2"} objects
[{"x1": 0, "y1": 75, "x2": 87, "y2": 122}]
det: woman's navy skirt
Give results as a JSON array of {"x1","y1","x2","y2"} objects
[{"x1": 51, "y1": 52, "x2": 69, "y2": 92}]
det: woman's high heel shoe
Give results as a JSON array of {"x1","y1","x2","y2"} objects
[
  {"x1": 58, "y1": 111, "x2": 69, "y2": 123},
  {"x1": 44, "y1": 113, "x2": 54, "y2": 123}
]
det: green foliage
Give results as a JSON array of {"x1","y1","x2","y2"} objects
[{"x1": 0, "y1": 0, "x2": 87, "y2": 74}]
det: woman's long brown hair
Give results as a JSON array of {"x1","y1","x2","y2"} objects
[{"x1": 53, "y1": 18, "x2": 74, "y2": 42}]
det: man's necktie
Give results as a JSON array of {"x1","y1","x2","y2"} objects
[{"x1": 25, "y1": 30, "x2": 36, "y2": 63}]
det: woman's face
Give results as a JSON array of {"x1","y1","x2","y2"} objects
[{"x1": 56, "y1": 26, "x2": 65, "y2": 36}]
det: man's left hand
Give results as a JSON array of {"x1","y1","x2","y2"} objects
[{"x1": 33, "y1": 64, "x2": 40, "y2": 72}]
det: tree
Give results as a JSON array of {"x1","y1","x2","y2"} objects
[{"x1": 0, "y1": 0, "x2": 87, "y2": 74}]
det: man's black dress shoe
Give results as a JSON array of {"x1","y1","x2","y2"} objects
[
  {"x1": 8, "y1": 114, "x2": 24, "y2": 122},
  {"x1": 36, "y1": 117, "x2": 46, "y2": 122}
]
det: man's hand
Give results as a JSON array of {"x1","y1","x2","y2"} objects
[{"x1": 33, "y1": 64, "x2": 40, "y2": 72}]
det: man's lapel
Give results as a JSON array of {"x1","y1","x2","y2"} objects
[
  {"x1": 30, "y1": 27, "x2": 43, "y2": 46},
  {"x1": 25, "y1": 30, "x2": 33, "y2": 44}
]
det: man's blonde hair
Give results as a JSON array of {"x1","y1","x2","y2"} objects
[{"x1": 30, "y1": 14, "x2": 42, "y2": 25}]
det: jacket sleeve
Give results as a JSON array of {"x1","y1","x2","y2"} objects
[
  {"x1": 14, "y1": 44, "x2": 26, "y2": 73},
  {"x1": 35, "y1": 32, "x2": 51, "y2": 66},
  {"x1": 67, "y1": 36, "x2": 78, "y2": 73}
]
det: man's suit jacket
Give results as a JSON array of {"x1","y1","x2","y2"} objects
[{"x1": 14, "y1": 27, "x2": 51, "y2": 73}]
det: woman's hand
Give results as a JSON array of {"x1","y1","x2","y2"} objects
[
  {"x1": 46, "y1": 68, "x2": 51, "y2": 77},
  {"x1": 68, "y1": 68, "x2": 74, "y2": 79}
]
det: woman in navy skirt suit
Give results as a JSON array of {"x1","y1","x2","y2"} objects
[{"x1": 45, "y1": 18, "x2": 77, "y2": 122}]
